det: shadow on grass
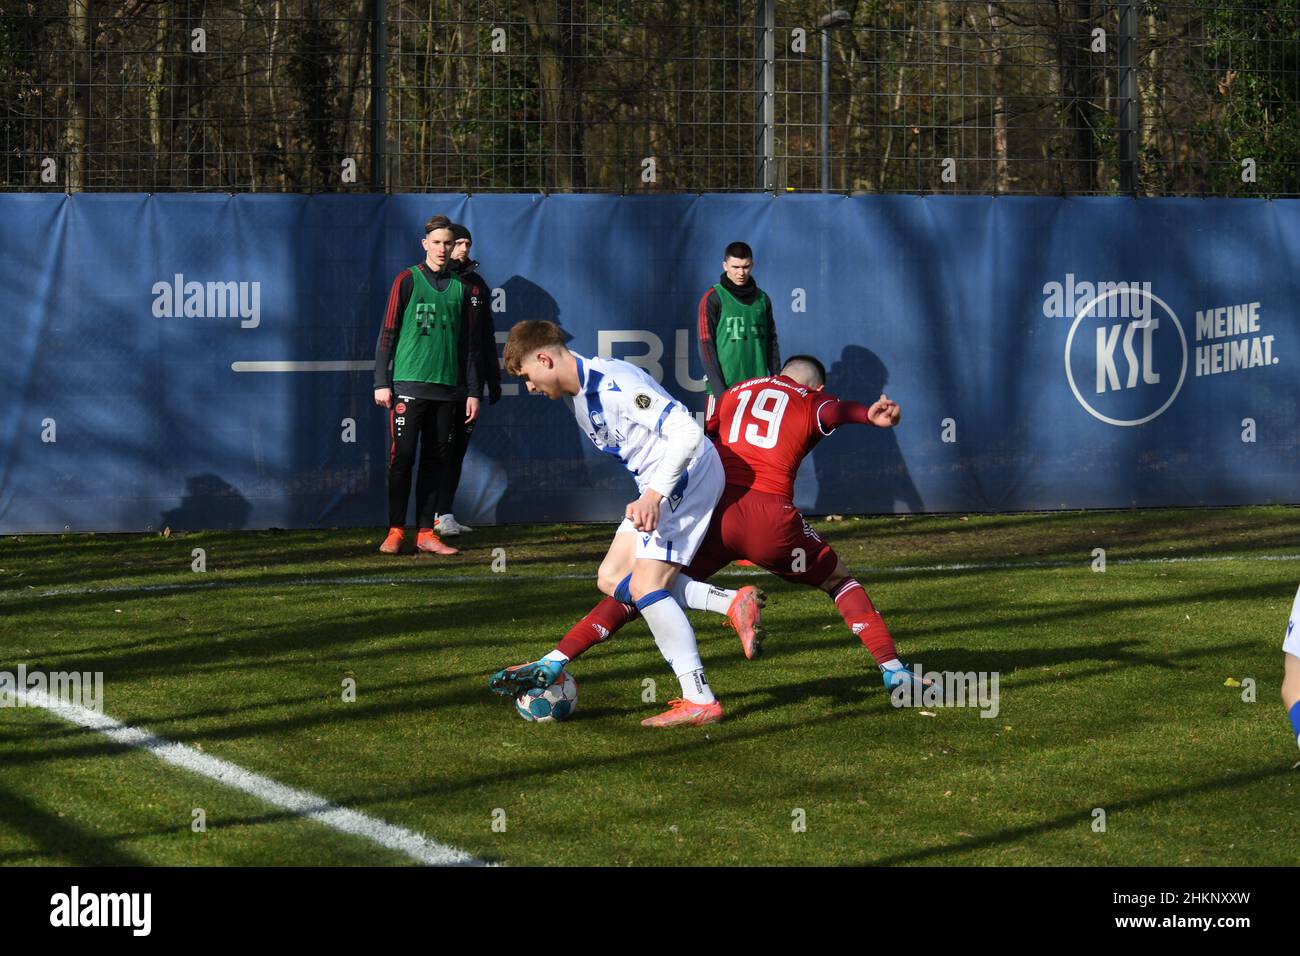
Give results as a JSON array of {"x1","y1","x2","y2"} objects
[
  {"x1": 858, "y1": 762, "x2": 1295, "y2": 866},
  {"x1": 0, "y1": 776, "x2": 151, "y2": 865},
  {"x1": 1, "y1": 524, "x2": 617, "y2": 590}
]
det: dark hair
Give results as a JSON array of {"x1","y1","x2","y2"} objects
[
  {"x1": 781, "y1": 354, "x2": 826, "y2": 388},
  {"x1": 723, "y1": 241, "x2": 753, "y2": 261},
  {"x1": 424, "y1": 214, "x2": 453, "y2": 235}
]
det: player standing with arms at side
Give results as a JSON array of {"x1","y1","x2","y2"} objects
[
  {"x1": 1282, "y1": 584, "x2": 1300, "y2": 754},
  {"x1": 493, "y1": 355, "x2": 933, "y2": 698},
  {"x1": 373, "y1": 214, "x2": 481, "y2": 555},
  {"x1": 697, "y1": 241, "x2": 780, "y2": 436},
  {"x1": 500, "y1": 320, "x2": 750, "y2": 727},
  {"x1": 435, "y1": 222, "x2": 502, "y2": 537}
]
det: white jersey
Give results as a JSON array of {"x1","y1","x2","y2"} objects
[{"x1": 567, "y1": 354, "x2": 707, "y2": 499}]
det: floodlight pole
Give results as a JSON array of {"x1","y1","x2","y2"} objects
[{"x1": 819, "y1": 11, "x2": 851, "y2": 193}]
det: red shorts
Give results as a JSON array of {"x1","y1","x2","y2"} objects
[{"x1": 685, "y1": 486, "x2": 839, "y2": 587}]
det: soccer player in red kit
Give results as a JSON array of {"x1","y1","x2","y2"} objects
[{"x1": 490, "y1": 354, "x2": 932, "y2": 698}]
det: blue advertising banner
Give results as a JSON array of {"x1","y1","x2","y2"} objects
[{"x1": 0, "y1": 193, "x2": 1295, "y2": 532}]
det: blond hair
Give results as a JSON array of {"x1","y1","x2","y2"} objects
[{"x1": 503, "y1": 320, "x2": 567, "y2": 375}]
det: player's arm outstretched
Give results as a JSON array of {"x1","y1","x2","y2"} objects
[{"x1": 817, "y1": 393, "x2": 901, "y2": 431}]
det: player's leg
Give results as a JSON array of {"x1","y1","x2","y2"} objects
[
  {"x1": 1282, "y1": 584, "x2": 1300, "y2": 751},
  {"x1": 1284, "y1": 654, "x2": 1300, "y2": 752},
  {"x1": 696, "y1": 487, "x2": 766, "y2": 657},
  {"x1": 435, "y1": 406, "x2": 473, "y2": 536},
  {"x1": 596, "y1": 530, "x2": 640, "y2": 599},
  {"x1": 488, "y1": 534, "x2": 642, "y2": 696},
  {"x1": 630, "y1": 557, "x2": 722, "y2": 727},
  {"x1": 739, "y1": 495, "x2": 933, "y2": 695},
  {"x1": 381, "y1": 395, "x2": 420, "y2": 553},
  {"x1": 414, "y1": 400, "x2": 458, "y2": 555},
  {"x1": 600, "y1": 491, "x2": 764, "y2": 649},
  {"x1": 815, "y1": 554, "x2": 936, "y2": 696},
  {"x1": 632, "y1": 449, "x2": 727, "y2": 727},
  {"x1": 487, "y1": 529, "x2": 734, "y2": 696}
]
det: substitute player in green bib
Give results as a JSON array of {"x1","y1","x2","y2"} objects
[
  {"x1": 696, "y1": 241, "x2": 780, "y2": 435},
  {"x1": 373, "y1": 214, "x2": 481, "y2": 555}
]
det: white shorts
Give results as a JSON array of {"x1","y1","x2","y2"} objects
[
  {"x1": 1284, "y1": 584, "x2": 1300, "y2": 658},
  {"x1": 616, "y1": 443, "x2": 724, "y2": 566}
]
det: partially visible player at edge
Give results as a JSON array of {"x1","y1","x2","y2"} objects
[
  {"x1": 435, "y1": 222, "x2": 502, "y2": 537},
  {"x1": 497, "y1": 319, "x2": 765, "y2": 728},
  {"x1": 491, "y1": 354, "x2": 933, "y2": 697},
  {"x1": 1282, "y1": 583, "x2": 1300, "y2": 754}
]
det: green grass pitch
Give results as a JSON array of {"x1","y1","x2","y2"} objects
[{"x1": 2, "y1": 506, "x2": 1298, "y2": 866}]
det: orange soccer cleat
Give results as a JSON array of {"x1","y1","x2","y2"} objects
[
  {"x1": 640, "y1": 698, "x2": 723, "y2": 728},
  {"x1": 416, "y1": 527, "x2": 460, "y2": 555},
  {"x1": 725, "y1": 585, "x2": 766, "y2": 660},
  {"x1": 379, "y1": 527, "x2": 406, "y2": 554}
]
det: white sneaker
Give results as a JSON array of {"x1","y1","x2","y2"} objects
[{"x1": 434, "y1": 514, "x2": 473, "y2": 536}]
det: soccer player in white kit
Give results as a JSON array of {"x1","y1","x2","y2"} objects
[
  {"x1": 1282, "y1": 584, "x2": 1300, "y2": 751},
  {"x1": 501, "y1": 320, "x2": 730, "y2": 727}
]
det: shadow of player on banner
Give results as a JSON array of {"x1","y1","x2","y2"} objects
[
  {"x1": 160, "y1": 474, "x2": 253, "y2": 531},
  {"x1": 454, "y1": 276, "x2": 591, "y2": 525},
  {"x1": 813, "y1": 345, "x2": 923, "y2": 515}
]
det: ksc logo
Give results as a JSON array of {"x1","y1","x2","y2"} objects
[{"x1": 1062, "y1": 286, "x2": 1188, "y2": 426}]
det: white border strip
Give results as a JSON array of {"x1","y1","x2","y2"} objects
[
  {"x1": 230, "y1": 361, "x2": 372, "y2": 373},
  {"x1": 17, "y1": 687, "x2": 482, "y2": 867},
  {"x1": 4, "y1": 552, "x2": 1298, "y2": 602}
]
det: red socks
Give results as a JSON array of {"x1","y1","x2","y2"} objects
[
  {"x1": 555, "y1": 581, "x2": 895, "y2": 667},
  {"x1": 830, "y1": 579, "x2": 898, "y2": 665},
  {"x1": 555, "y1": 597, "x2": 639, "y2": 661}
]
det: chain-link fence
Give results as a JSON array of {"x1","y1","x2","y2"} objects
[{"x1": 3, "y1": 1, "x2": 1298, "y2": 195}]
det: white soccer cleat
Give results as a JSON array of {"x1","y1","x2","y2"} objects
[{"x1": 434, "y1": 514, "x2": 473, "y2": 536}]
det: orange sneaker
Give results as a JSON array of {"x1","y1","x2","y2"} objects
[
  {"x1": 640, "y1": 698, "x2": 723, "y2": 728},
  {"x1": 735, "y1": 559, "x2": 756, "y2": 567},
  {"x1": 725, "y1": 585, "x2": 766, "y2": 660},
  {"x1": 416, "y1": 527, "x2": 459, "y2": 555},
  {"x1": 379, "y1": 527, "x2": 405, "y2": 554}
]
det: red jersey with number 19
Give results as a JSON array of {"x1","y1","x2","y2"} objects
[{"x1": 713, "y1": 374, "x2": 838, "y2": 499}]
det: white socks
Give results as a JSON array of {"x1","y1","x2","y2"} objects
[
  {"x1": 670, "y1": 575, "x2": 735, "y2": 616},
  {"x1": 639, "y1": 593, "x2": 716, "y2": 705}
]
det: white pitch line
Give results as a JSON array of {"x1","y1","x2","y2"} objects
[
  {"x1": 230, "y1": 360, "x2": 372, "y2": 373},
  {"x1": 16, "y1": 687, "x2": 482, "y2": 867},
  {"x1": 2, "y1": 552, "x2": 1298, "y2": 603}
]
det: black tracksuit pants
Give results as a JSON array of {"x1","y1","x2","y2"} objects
[{"x1": 387, "y1": 395, "x2": 461, "y2": 528}]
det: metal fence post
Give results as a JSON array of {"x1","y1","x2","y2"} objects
[
  {"x1": 1118, "y1": 0, "x2": 1138, "y2": 195},
  {"x1": 756, "y1": 0, "x2": 775, "y2": 192},
  {"x1": 372, "y1": 0, "x2": 386, "y2": 192}
]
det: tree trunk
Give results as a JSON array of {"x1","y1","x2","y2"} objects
[
  {"x1": 877, "y1": 23, "x2": 914, "y2": 192},
  {"x1": 337, "y1": 0, "x2": 370, "y2": 162},
  {"x1": 988, "y1": 2, "x2": 1010, "y2": 192},
  {"x1": 66, "y1": 0, "x2": 92, "y2": 191},
  {"x1": 524, "y1": 0, "x2": 574, "y2": 190},
  {"x1": 269, "y1": 0, "x2": 286, "y2": 188}
]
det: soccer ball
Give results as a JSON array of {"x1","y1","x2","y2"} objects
[{"x1": 515, "y1": 671, "x2": 578, "y2": 723}]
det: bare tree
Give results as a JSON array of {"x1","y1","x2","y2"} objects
[{"x1": 65, "y1": 0, "x2": 92, "y2": 190}]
